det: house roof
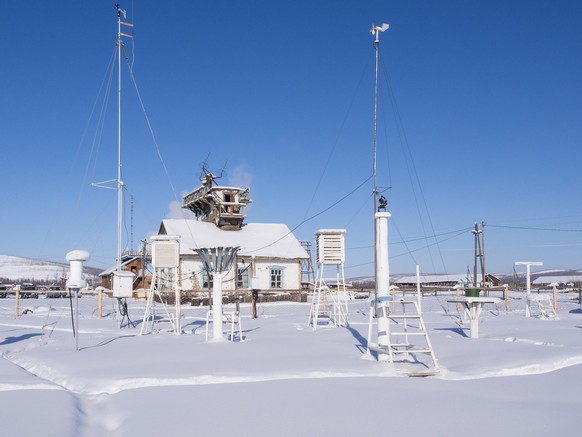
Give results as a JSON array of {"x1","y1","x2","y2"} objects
[{"x1": 159, "y1": 219, "x2": 309, "y2": 260}]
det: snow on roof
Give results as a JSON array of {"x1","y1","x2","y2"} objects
[
  {"x1": 315, "y1": 229, "x2": 346, "y2": 235},
  {"x1": 394, "y1": 274, "x2": 469, "y2": 285},
  {"x1": 159, "y1": 219, "x2": 309, "y2": 259},
  {"x1": 532, "y1": 275, "x2": 582, "y2": 285}
]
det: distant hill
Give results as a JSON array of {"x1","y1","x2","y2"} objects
[
  {"x1": 0, "y1": 254, "x2": 102, "y2": 284},
  {"x1": 497, "y1": 268, "x2": 582, "y2": 285}
]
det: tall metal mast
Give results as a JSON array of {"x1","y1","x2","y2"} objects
[
  {"x1": 370, "y1": 23, "x2": 389, "y2": 302},
  {"x1": 90, "y1": 5, "x2": 134, "y2": 301},
  {"x1": 116, "y1": 4, "x2": 123, "y2": 273},
  {"x1": 114, "y1": 4, "x2": 133, "y2": 273},
  {"x1": 370, "y1": 24, "x2": 389, "y2": 212}
]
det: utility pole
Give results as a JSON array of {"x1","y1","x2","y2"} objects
[
  {"x1": 472, "y1": 222, "x2": 486, "y2": 292},
  {"x1": 481, "y1": 221, "x2": 487, "y2": 295},
  {"x1": 140, "y1": 238, "x2": 147, "y2": 289},
  {"x1": 473, "y1": 224, "x2": 478, "y2": 287},
  {"x1": 130, "y1": 194, "x2": 134, "y2": 252}
]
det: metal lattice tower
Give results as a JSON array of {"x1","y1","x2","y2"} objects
[{"x1": 300, "y1": 241, "x2": 315, "y2": 286}]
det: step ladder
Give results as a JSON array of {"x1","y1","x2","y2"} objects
[
  {"x1": 365, "y1": 297, "x2": 439, "y2": 376},
  {"x1": 205, "y1": 308, "x2": 243, "y2": 342},
  {"x1": 307, "y1": 282, "x2": 349, "y2": 330},
  {"x1": 139, "y1": 274, "x2": 179, "y2": 335},
  {"x1": 527, "y1": 294, "x2": 558, "y2": 320}
]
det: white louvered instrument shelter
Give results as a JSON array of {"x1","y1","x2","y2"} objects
[
  {"x1": 151, "y1": 235, "x2": 180, "y2": 269},
  {"x1": 315, "y1": 229, "x2": 346, "y2": 265}
]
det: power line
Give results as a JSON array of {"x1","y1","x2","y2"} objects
[
  {"x1": 244, "y1": 175, "x2": 373, "y2": 255},
  {"x1": 379, "y1": 54, "x2": 447, "y2": 274},
  {"x1": 488, "y1": 224, "x2": 582, "y2": 233},
  {"x1": 346, "y1": 227, "x2": 472, "y2": 250},
  {"x1": 344, "y1": 228, "x2": 468, "y2": 269}
]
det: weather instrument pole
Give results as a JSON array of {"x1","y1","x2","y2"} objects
[
  {"x1": 515, "y1": 261, "x2": 543, "y2": 317},
  {"x1": 66, "y1": 250, "x2": 90, "y2": 351},
  {"x1": 90, "y1": 5, "x2": 135, "y2": 315},
  {"x1": 92, "y1": 5, "x2": 133, "y2": 272},
  {"x1": 116, "y1": 3, "x2": 124, "y2": 275},
  {"x1": 370, "y1": 23, "x2": 389, "y2": 306}
]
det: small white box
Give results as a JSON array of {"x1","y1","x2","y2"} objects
[
  {"x1": 152, "y1": 235, "x2": 180, "y2": 269},
  {"x1": 112, "y1": 271, "x2": 135, "y2": 298}
]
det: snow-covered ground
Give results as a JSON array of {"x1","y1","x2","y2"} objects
[{"x1": 1, "y1": 292, "x2": 581, "y2": 436}]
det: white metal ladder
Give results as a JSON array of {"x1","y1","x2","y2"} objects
[
  {"x1": 205, "y1": 309, "x2": 243, "y2": 342},
  {"x1": 139, "y1": 270, "x2": 179, "y2": 335},
  {"x1": 527, "y1": 294, "x2": 558, "y2": 320},
  {"x1": 365, "y1": 297, "x2": 439, "y2": 375},
  {"x1": 307, "y1": 279, "x2": 349, "y2": 330}
]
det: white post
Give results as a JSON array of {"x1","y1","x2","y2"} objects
[
  {"x1": 550, "y1": 283, "x2": 557, "y2": 312},
  {"x1": 525, "y1": 264, "x2": 532, "y2": 318},
  {"x1": 375, "y1": 211, "x2": 391, "y2": 360},
  {"x1": 175, "y1": 284, "x2": 181, "y2": 335},
  {"x1": 212, "y1": 273, "x2": 224, "y2": 341},
  {"x1": 197, "y1": 247, "x2": 239, "y2": 342},
  {"x1": 66, "y1": 250, "x2": 90, "y2": 351},
  {"x1": 469, "y1": 305, "x2": 480, "y2": 339},
  {"x1": 416, "y1": 265, "x2": 421, "y2": 312},
  {"x1": 515, "y1": 261, "x2": 543, "y2": 318}
]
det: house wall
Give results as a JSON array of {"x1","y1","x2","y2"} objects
[
  {"x1": 178, "y1": 256, "x2": 302, "y2": 292},
  {"x1": 251, "y1": 258, "x2": 302, "y2": 290}
]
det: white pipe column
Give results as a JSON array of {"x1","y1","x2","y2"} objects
[
  {"x1": 375, "y1": 211, "x2": 391, "y2": 359},
  {"x1": 175, "y1": 277, "x2": 181, "y2": 335},
  {"x1": 197, "y1": 247, "x2": 239, "y2": 342},
  {"x1": 416, "y1": 265, "x2": 422, "y2": 312},
  {"x1": 525, "y1": 264, "x2": 532, "y2": 318},
  {"x1": 212, "y1": 272, "x2": 224, "y2": 341}
]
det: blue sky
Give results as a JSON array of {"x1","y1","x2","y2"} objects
[{"x1": 1, "y1": 1, "x2": 581, "y2": 277}]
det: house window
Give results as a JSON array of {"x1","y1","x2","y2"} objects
[
  {"x1": 237, "y1": 267, "x2": 250, "y2": 289},
  {"x1": 270, "y1": 267, "x2": 284, "y2": 289}
]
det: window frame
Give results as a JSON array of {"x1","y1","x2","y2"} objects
[
  {"x1": 269, "y1": 265, "x2": 285, "y2": 289},
  {"x1": 237, "y1": 266, "x2": 250, "y2": 289}
]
